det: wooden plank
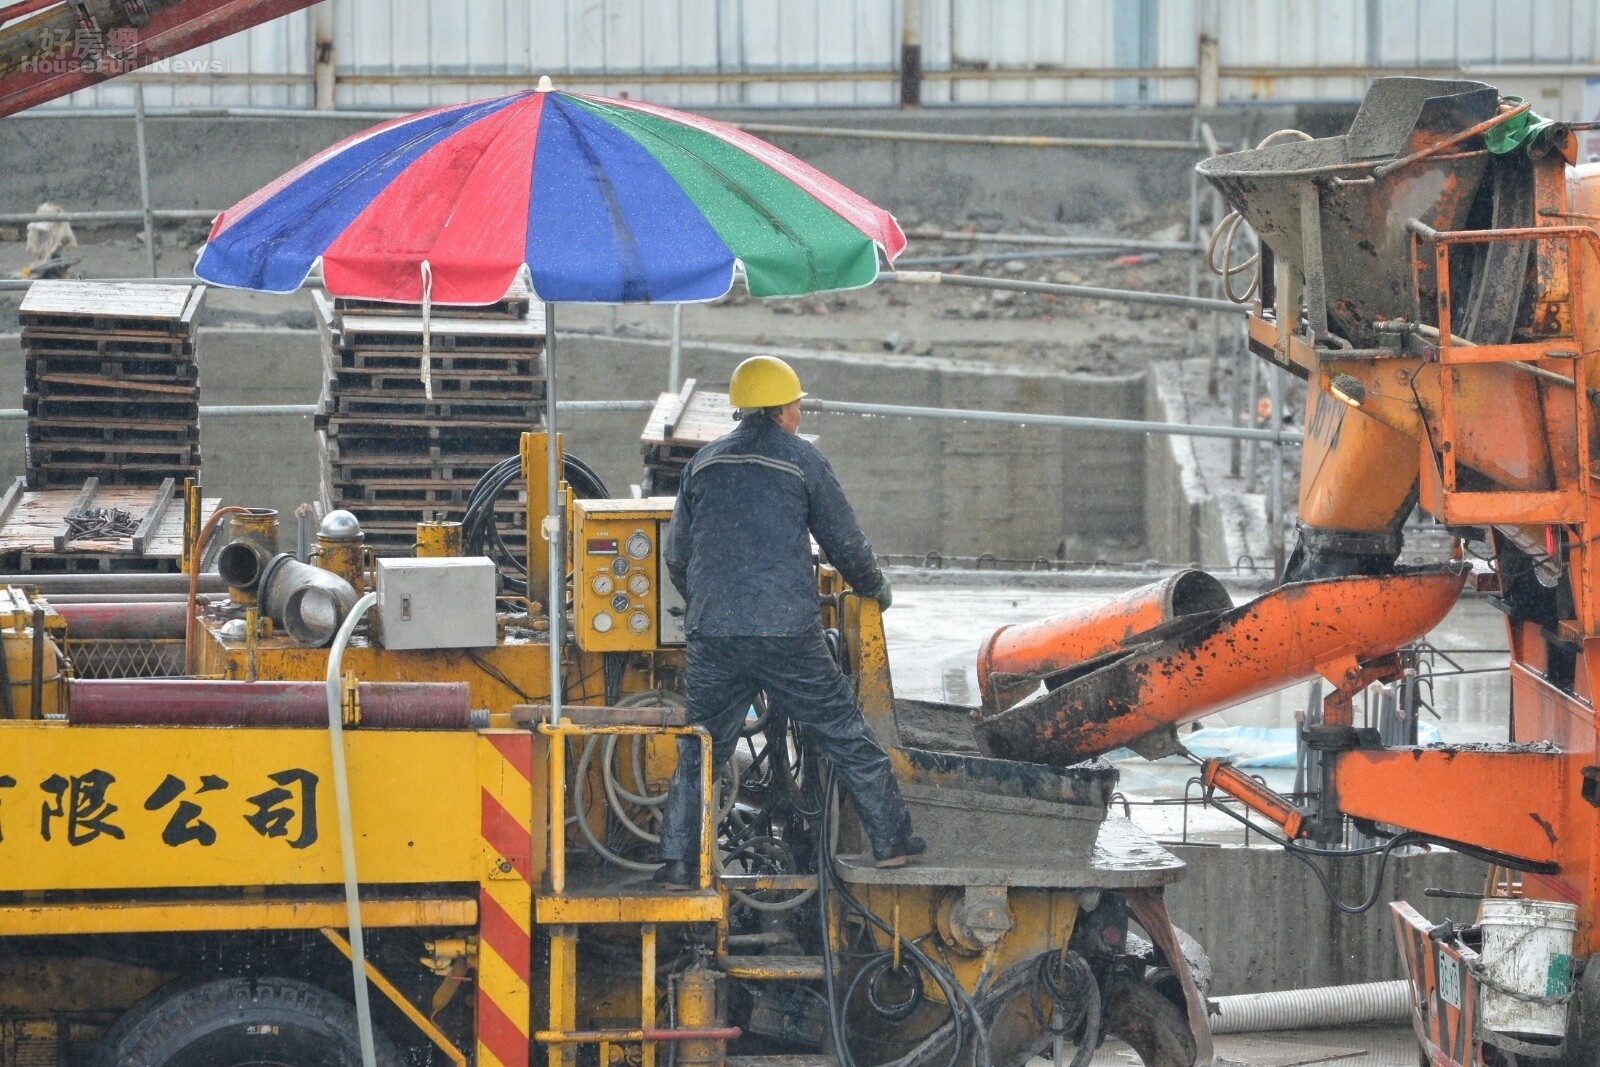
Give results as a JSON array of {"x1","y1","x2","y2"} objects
[
  {"x1": 129, "y1": 478, "x2": 176, "y2": 554},
  {"x1": 0, "y1": 477, "x2": 25, "y2": 529},
  {"x1": 337, "y1": 309, "x2": 548, "y2": 341},
  {"x1": 21, "y1": 331, "x2": 195, "y2": 357},
  {"x1": 177, "y1": 285, "x2": 208, "y2": 330},
  {"x1": 53, "y1": 478, "x2": 99, "y2": 551},
  {"x1": 314, "y1": 288, "x2": 547, "y2": 339},
  {"x1": 662, "y1": 378, "x2": 697, "y2": 439},
  {"x1": 29, "y1": 374, "x2": 200, "y2": 396},
  {"x1": 20, "y1": 280, "x2": 196, "y2": 320},
  {"x1": 0, "y1": 491, "x2": 214, "y2": 558},
  {"x1": 334, "y1": 274, "x2": 532, "y2": 320},
  {"x1": 642, "y1": 386, "x2": 735, "y2": 449}
]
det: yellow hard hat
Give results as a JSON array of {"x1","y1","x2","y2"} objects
[{"x1": 729, "y1": 355, "x2": 806, "y2": 409}]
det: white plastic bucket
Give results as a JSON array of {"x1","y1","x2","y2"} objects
[{"x1": 1477, "y1": 898, "x2": 1578, "y2": 1041}]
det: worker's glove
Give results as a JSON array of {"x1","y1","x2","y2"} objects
[{"x1": 869, "y1": 579, "x2": 893, "y2": 612}]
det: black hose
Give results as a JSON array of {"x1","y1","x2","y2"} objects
[
  {"x1": 1028, "y1": 952, "x2": 1100, "y2": 1067},
  {"x1": 816, "y1": 772, "x2": 987, "y2": 1067},
  {"x1": 459, "y1": 452, "x2": 612, "y2": 596},
  {"x1": 1207, "y1": 796, "x2": 1560, "y2": 914}
]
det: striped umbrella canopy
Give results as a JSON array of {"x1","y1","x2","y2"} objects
[{"x1": 195, "y1": 79, "x2": 905, "y2": 304}]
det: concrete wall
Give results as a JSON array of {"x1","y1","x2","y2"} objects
[
  {"x1": 1144, "y1": 361, "x2": 1269, "y2": 569},
  {"x1": 0, "y1": 106, "x2": 1309, "y2": 227},
  {"x1": 1167, "y1": 844, "x2": 1487, "y2": 995},
  {"x1": 0, "y1": 330, "x2": 1147, "y2": 559}
]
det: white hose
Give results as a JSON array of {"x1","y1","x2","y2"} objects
[
  {"x1": 585, "y1": 690, "x2": 810, "y2": 911},
  {"x1": 1208, "y1": 979, "x2": 1411, "y2": 1034},
  {"x1": 573, "y1": 727, "x2": 739, "y2": 871},
  {"x1": 325, "y1": 590, "x2": 379, "y2": 1067}
]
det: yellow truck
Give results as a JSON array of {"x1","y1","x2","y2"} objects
[{"x1": 0, "y1": 434, "x2": 1206, "y2": 1067}]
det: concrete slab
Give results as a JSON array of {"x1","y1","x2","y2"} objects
[{"x1": 836, "y1": 816, "x2": 1183, "y2": 889}]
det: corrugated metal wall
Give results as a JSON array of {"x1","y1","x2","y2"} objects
[{"x1": 43, "y1": 0, "x2": 1600, "y2": 115}]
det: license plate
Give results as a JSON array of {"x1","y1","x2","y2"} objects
[{"x1": 1437, "y1": 948, "x2": 1462, "y2": 1009}]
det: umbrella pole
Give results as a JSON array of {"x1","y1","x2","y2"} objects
[{"x1": 544, "y1": 302, "x2": 564, "y2": 727}]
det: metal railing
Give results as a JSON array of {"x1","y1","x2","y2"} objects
[{"x1": 0, "y1": 396, "x2": 1298, "y2": 444}]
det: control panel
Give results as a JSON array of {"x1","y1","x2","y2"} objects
[{"x1": 570, "y1": 497, "x2": 682, "y2": 652}]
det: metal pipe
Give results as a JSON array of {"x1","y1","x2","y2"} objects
[
  {"x1": 669, "y1": 304, "x2": 683, "y2": 391},
  {"x1": 0, "y1": 572, "x2": 226, "y2": 594},
  {"x1": 0, "y1": 402, "x2": 653, "y2": 420},
  {"x1": 13, "y1": 64, "x2": 1597, "y2": 111},
  {"x1": 54, "y1": 602, "x2": 190, "y2": 641},
  {"x1": 1187, "y1": 115, "x2": 1201, "y2": 359},
  {"x1": 258, "y1": 553, "x2": 360, "y2": 647},
  {"x1": 41, "y1": 593, "x2": 210, "y2": 604},
  {"x1": 879, "y1": 270, "x2": 1248, "y2": 315},
  {"x1": 1270, "y1": 362, "x2": 1286, "y2": 572},
  {"x1": 312, "y1": 0, "x2": 336, "y2": 111},
  {"x1": 544, "y1": 302, "x2": 563, "y2": 727},
  {"x1": 802, "y1": 398, "x2": 1302, "y2": 444},
  {"x1": 0, "y1": 209, "x2": 217, "y2": 224},
  {"x1": 29, "y1": 605, "x2": 42, "y2": 719},
  {"x1": 1245, "y1": 351, "x2": 1261, "y2": 491},
  {"x1": 899, "y1": 0, "x2": 922, "y2": 107},
  {"x1": 133, "y1": 84, "x2": 157, "y2": 278},
  {"x1": 0, "y1": 616, "x2": 12, "y2": 719},
  {"x1": 895, "y1": 247, "x2": 1152, "y2": 269},
  {"x1": 67, "y1": 678, "x2": 473, "y2": 727},
  {"x1": 0, "y1": 396, "x2": 1289, "y2": 442},
  {"x1": 735, "y1": 121, "x2": 1199, "y2": 152},
  {"x1": 905, "y1": 228, "x2": 1202, "y2": 253}
]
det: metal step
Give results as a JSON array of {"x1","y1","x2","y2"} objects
[
  {"x1": 726, "y1": 1056, "x2": 835, "y2": 1067},
  {"x1": 719, "y1": 873, "x2": 819, "y2": 893},
  {"x1": 716, "y1": 954, "x2": 827, "y2": 981}
]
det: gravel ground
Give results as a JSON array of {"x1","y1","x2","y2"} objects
[{"x1": 0, "y1": 207, "x2": 1210, "y2": 377}]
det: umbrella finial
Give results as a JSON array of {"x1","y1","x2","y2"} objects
[{"x1": 536, "y1": 75, "x2": 554, "y2": 93}]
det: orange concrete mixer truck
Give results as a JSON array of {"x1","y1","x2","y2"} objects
[{"x1": 965, "y1": 77, "x2": 1600, "y2": 1067}]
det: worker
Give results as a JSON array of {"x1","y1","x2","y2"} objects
[{"x1": 653, "y1": 355, "x2": 923, "y2": 891}]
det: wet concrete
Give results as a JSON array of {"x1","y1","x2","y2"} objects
[{"x1": 1073, "y1": 1023, "x2": 1420, "y2": 1065}]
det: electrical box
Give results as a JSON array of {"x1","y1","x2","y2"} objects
[
  {"x1": 570, "y1": 497, "x2": 681, "y2": 652},
  {"x1": 375, "y1": 557, "x2": 498, "y2": 650}
]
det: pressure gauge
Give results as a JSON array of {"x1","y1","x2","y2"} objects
[
  {"x1": 591, "y1": 574, "x2": 614, "y2": 595},
  {"x1": 625, "y1": 532, "x2": 652, "y2": 560},
  {"x1": 629, "y1": 574, "x2": 650, "y2": 596},
  {"x1": 628, "y1": 610, "x2": 650, "y2": 634},
  {"x1": 611, "y1": 592, "x2": 630, "y2": 612},
  {"x1": 611, "y1": 556, "x2": 629, "y2": 576},
  {"x1": 592, "y1": 612, "x2": 614, "y2": 633}
]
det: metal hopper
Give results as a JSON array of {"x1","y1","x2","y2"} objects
[{"x1": 1199, "y1": 77, "x2": 1501, "y2": 346}]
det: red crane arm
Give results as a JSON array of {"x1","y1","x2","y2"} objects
[{"x1": 0, "y1": 0, "x2": 321, "y2": 118}]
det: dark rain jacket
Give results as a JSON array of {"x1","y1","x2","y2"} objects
[{"x1": 664, "y1": 414, "x2": 884, "y2": 638}]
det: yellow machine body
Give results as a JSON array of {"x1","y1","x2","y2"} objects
[{"x1": 0, "y1": 430, "x2": 1202, "y2": 1067}]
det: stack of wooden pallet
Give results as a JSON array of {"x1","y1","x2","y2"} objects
[
  {"x1": 21, "y1": 281, "x2": 206, "y2": 489},
  {"x1": 640, "y1": 379, "x2": 735, "y2": 495},
  {"x1": 312, "y1": 288, "x2": 547, "y2": 556}
]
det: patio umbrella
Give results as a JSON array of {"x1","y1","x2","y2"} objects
[
  {"x1": 194, "y1": 78, "x2": 906, "y2": 1067},
  {"x1": 194, "y1": 76, "x2": 906, "y2": 721}
]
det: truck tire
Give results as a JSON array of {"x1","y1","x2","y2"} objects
[{"x1": 99, "y1": 976, "x2": 403, "y2": 1067}]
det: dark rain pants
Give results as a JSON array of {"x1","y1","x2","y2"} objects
[{"x1": 658, "y1": 630, "x2": 912, "y2": 862}]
